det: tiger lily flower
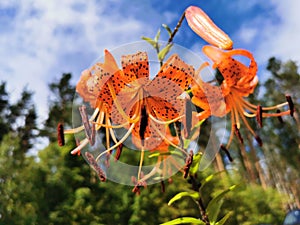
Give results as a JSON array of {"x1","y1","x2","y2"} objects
[
  {"x1": 61, "y1": 48, "x2": 199, "y2": 182},
  {"x1": 192, "y1": 45, "x2": 294, "y2": 149},
  {"x1": 94, "y1": 51, "x2": 198, "y2": 181}
]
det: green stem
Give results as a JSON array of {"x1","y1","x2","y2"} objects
[{"x1": 190, "y1": 175, "x2": 210, "y2": 225}]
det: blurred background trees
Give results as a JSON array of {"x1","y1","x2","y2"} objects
[{"x1": 0, "y1": 57, "x2": 299, "y2": 224}]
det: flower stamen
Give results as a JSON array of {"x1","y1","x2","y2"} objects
[{"x1": 57, "y1": 123, "x2": 65, "y2": 146}]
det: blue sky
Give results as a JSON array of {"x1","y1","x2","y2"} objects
[{"x1": 1, "y1": 0, "x2": 300, "y2": 124}]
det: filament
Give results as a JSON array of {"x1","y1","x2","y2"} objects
[
  {"x1": 95, "y1": 123, "x2": 136, "y2": 162},
  {"x1": 138, "y1": 146, "x2": 145, "y2": 180},
  {"x1": 71, "y1": 138, "x2": 89, "y2": 155},
  {"x1": 149, "y1": 113, "x2": 183, "y2": 125}
]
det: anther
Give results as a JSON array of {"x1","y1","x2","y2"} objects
[
  {"x1": 57, "y1": 123, "x2": 65, "y2": 146},
  {"x1": 256, "y1": 105, "x2": 263, "y2": 127},
  {"x1": 183, "y1": 150, "x2": 193, "y2": 178},
  {"x1": 79, "y1": 105, "x2": 95, "y2": 146},
  {"x1": 276, "y1": 109, "x2": 284, "y2": 123},
  {"x1": 220, "y1": 144, "x2": 233, "y2": 162},
  {"x1": 234, "y1": 124, "x2": 244, "y2": 144},
  {"x1": 115, "y1": 143, "x2": 123, "y2": 161},
  {"x1": 85, "y1": 152, "x2": 106, "y2": 182},
  {"x1": 132, "y1": 185, "x2": 141, "y2": 195},
  {"x1": 286, "y1": 95, "x2": 294, "y2": 117},
  {"x1": 161, "y1": 180, "x2": 165, "y2": 193},
  {"x1": 254, "y1": 135, "x2": 263, "y2": 147},
  {"x1": 131, "y1": 176, "x2": 146, "y2": 195},
  {"x1": 90, "y1": 123, "x2": 96, "y2": 146}
]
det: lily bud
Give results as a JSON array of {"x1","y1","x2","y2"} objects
[{"x1": 185, "y1": 6, "x2": 233, "y2": 50}]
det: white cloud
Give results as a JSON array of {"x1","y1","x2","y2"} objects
[
  {"x1": 0, "y1": 0, "x2": 150, "y2": 123},
  {"x1": 266, "y1": 0, "x2": 300, "y2": 60},
  {"x1": 238, "y1": 26, "x2": 258, "y2": 44},
  {"x1": 252, "y1": 0, "x2": 300, "y2": 64},
  {"x1": 230, "y1": 0, "x2": 300, "y2": 84}
]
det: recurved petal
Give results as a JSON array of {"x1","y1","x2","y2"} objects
[{"x1": 191, "y1": 82, "x2": 227, "y2": 117}]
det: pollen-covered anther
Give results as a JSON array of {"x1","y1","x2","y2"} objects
[
  {"x1": 183, "y1": 150, "x2": 193, "y2": 178},
  {"x1": 276, "y1": 109, "x2": 284, "y2": 123},
  {"x1": 256, "y1": 105, "x2": 263, "y2": 127},
  {"x1": 90, "y1": 123, "x2": 96, "y2": 146},
  {"x1": 132, "y1": 185, "x2": 141, "y2": 195},
  {"x1": 220, "y1": 144, "x2": 233, "y2": 162},
  {"x1": 95, "y1": 166, "x2": 107, "y2": 182},
  {"x1": 85, "y1": 152, "x2": 106, "y2": 182},
  {"x1": 234, "y1": 124, "x2": 244, "y2": 144},
  {"x1": 286, "y1": 95, "x2": 295, "y2": 117},
  {"x1": 79, "y1": 105, "x2": 95, "y2": 146},
  {"x1": 57, "y1": 123, "x2": 65, "y2": 146},
  {"x1": 254, "y1": 135, "x2": 263, "y2": 147},
  {"x1": 131, "y1": 176, "x2": 147, "y2": 195},
  {"x1": 161, "y1": 180, "x2": 165, "y2": 193},
  {"x1": 114, "y1": 143, "x2": 123, "y2": 161}
]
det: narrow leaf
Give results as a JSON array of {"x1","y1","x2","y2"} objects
[
  {"x1": 216, "y1": 211, "x2": 233, "y2": 225},
  {"x1": 148, "y1": 152, "x2": 171, "y2": 158},
  {"x1": 162, "y1": 24, "x2": 172, "y2": 37},
  {"x1": 189, "y1": 152, "x2": 202, "y2": 175},
  {"x1": 148, "y1": 150, "x2": 183, "y2": 159},
  {"x1": 168, "y1": 191, "x2": 200, "y2": 206},
  {"x1": 199, "y1": 170, "x2": 228, "y2": 191},
  {"x1": 160, "y1": 217, "x2": 206, "y2": 225},
  {"x1": 158, "y1": 43, "x2": 173, "y2": 61},
  {"x1": 141, "y1": 36, "x2": 157, "y2": 49},
  {"x1": 154, "y1": 29, "x2": 161, "y2": 42},
  {"x1": 207, "y1": 185, "x2": 237, "y2": 223}
]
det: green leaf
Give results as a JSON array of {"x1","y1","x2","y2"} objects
[
  {"x1": 189, "y1": 152, "x2": 202, "y2": 176},
  {"x1": 160, "y1": 217, "x2": 206, "y2": 225},
  {"x1": 148, "y1": 150, "x2": 183, "y2": 159},
  {"x1": 183, "y1": 119, "x2": 205, "y2": 149},
  {"x1": 199, "y1": 170, "x2": 228, "y2": 191},
  {"x1": 206, "y1": 185, "x2": 237, "y2": 223},
  {"x1": 216, "y1": 211, "x2": 233, "y2": 225},
  {"x1": 141, "y1": 36, "x2": 157, "y2": 49},
  {"x1": 148, "y1": 152, "x2": 170, "y2": 158},
  {"x1": 168, "y1": 191, "x2": 200, "y2": 206},
  {"x1": 162, "y1": 24, "x2": 172, "y2": 37},
  {"x1": 158, "y1": 43, "x2": 173, "y2": 62},
  {"x1": 154, "y1": 29, "x2": 161, "y2": 42}
]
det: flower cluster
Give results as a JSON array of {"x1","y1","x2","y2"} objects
[{"x1": 58, "y1": 5, "x2": 295, "y2": 192}]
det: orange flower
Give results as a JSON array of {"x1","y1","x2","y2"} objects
[
  {"x1": 63, "y1": 50, "x2": 133, "y2": 155},
  {"x1": 95, "y1": 52, "x2": 197, "y2": 180},
  {"x1": 63, "y1": 49, "x2": 199, "y2": 182},
  {"x1": 192, "y1": 45, "x2": 294, "y2": 148}
]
